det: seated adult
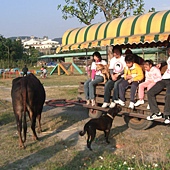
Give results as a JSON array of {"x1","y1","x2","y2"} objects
[
  {"x1": 102, "y1": 45, "x2": 126, "y2": 108},
  {"x1": 147, "y1": 43, "x2": 170, "y2": 124}
]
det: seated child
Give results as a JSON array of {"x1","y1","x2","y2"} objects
[
  {"x1": 118, "y1": 54, "x2": 144, "y2": 109},
  {"x1": 134, "y1": 60, "x2": 162, "y2": 107}
]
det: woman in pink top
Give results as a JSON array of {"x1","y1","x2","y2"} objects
[{"x1": 134, "y1": 60, "x2": 162, "y2": 107}]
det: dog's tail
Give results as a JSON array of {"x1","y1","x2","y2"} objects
[
  {"x1": 79, "y1": 130, "x2": 86, "y2": 136},
  {"x1": 79, "y1": 124, "x2": 89, "y2": 136}
]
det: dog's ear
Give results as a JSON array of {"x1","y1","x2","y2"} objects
[
  {"x1": 107, "y1": 107, "x2": 116, "y2": 114},
  {"x1": 107, "y1": 105, "x2": 122, "y2": 115},
  {"x1": 114, "y1": 105, "x2": 122, "y2": 112},
  {"x1": 117, "y1": 105, "x2": 122, "y2": 112}
]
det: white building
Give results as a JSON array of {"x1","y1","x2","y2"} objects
[{"x1": 22, "y1": 36, "x2": 60, "y2": 50}]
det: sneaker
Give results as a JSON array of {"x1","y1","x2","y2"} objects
[
  {"x1": 134, "y1": 100, "x2": 144, "y2": 106},
  {"x1": 118, "y1": 99, "x2": 125, "y2": 106},
  {"x1": 86, "y1": 100, "x2": 90, "y2": 105},
  {"x1": 128, "y1": 102, "x2": 134, "y2": 109},
  {"x1": 164, "y1": 115, "x2": 170, "y2": 124},
  {"x1": 91, "y1": 99, "x2": 95, "y2": 106},
  {"x1": 147, "y1": 104, "x2": 150, "y2": 110},
  {"x1": 109, "y1": 102, "x2": 116, "y2": 108},
  {"x1": 147, "y1": 112, "x2": 162, "y2": 120},
  {"x1": 101, "y1": 102, "x2": 110, "y2": 108},
  {"x1": 114, "y1": 100, "x2": 120, "y2": 104}
]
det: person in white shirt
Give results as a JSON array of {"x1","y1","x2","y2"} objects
[
  {"x1": 84, "y1": 51, "x2": 107, "y2": 106},
  {"x1": 147, "y1": 43, "x2": 170, "y2": 124},
  {"x1": 102, "y1": 45, "x2": 126, "y2": 108}
]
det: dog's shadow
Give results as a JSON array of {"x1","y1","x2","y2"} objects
[
  {"x1": 93, "y1": 124, "x2": 128, "y2": 148},
  {"x1": 111, "y1": 124, "x2": 128, "y2": 137}
]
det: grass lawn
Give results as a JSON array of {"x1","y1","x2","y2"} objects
[{"x1": 0, "y1": 73, "x2": 170, "y2": 169}]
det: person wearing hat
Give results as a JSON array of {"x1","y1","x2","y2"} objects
[{"x1": 147, "y1": 43, "x2": 170, "y2": 124}]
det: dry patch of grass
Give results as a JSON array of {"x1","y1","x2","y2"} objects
[
  {"x1": 40, "y1": 74, "x2": 87, "y2": 86},
  {"x1": 45, "y1": 87, "x2": 78, "y2": 100}
]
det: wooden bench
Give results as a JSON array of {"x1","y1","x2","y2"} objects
[
  {"x1": 78, "y1": 81, "x2": 166, "y2": 130},
  {"x1": 78, "y1": 64, "x2": 168, "y2": 130}
]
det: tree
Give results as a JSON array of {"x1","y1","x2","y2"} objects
[
  {"x1": 57, "y1": 0, "x2": 155, "y2": 25},
  {"x1": 57, "y1": 0, "x2": 98, "y2": 25},
  {"x1": 0, "y1": 36, "x2": 42, "y2": 68},
  {"x1": 10, "y1": 39, "x2": 24, "y2": 61},
  {"x1": 91, "y1": 0, "x2": 145, "y2": 20},
  {"x1": 0, "y1": 36, "x2": 25, "y2": 67},
  {"x1": 0, "y1": 36, "x2": 11, "y2": 67},
  {"x1": 28, "y1": 47, "x2": 41, "y2": 66}
]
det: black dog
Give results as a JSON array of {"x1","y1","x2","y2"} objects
[{"x1": 79, "y1": 105, "x2": 122, "y2": 150}]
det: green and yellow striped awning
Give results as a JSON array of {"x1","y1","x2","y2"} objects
[{"x1": 57, "y1": 10, "x2": 170, "y2": 53}]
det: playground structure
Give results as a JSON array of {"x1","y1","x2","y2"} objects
[{"x1": 50, "y1": 62, "x2": 83, "y2": 75}]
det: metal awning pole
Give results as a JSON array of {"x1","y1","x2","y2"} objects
[
  {"x1": 85, "y1": 48, "x2": 88, "y2": 79},
  {"x1": 106, "y1": 46, "x2": 108, "y2": 63},
  {"x1": 142, "y1": 48, "x2": 144, "y2": 60}
]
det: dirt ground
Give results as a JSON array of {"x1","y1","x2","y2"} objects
[{"x1": 0, "y1": 84, "x2": 170, "y2": 169}]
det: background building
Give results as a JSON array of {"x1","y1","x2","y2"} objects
[{"x1": 22, "y1": 36, "x2": 60, "y2": 54}]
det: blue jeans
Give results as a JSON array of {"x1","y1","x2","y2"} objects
[
  {"x1": 103, "y1": 78, "x2": 123, "y2": 103},
  {"x1": 119, "y1": 80, "x2": 139, "y2": 103},
  {"x1": 84, "y1": 75, "x2": 104, "y2": 100},
  {"x1": 147, "y1": 79, "x2": 170, "y2": 116}
]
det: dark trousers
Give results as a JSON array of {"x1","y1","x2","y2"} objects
[
  {"x1": 119, "y1": 79, "x2": 139, "y2": 103},
  {"x1": 147, "y1": 79, "x2": 170, "y2": 116},
  {"x1": 23, "y1": 72, "x2": 27, "y2": 77},
  {"x1": 103, "y1": 78, "x2": 123, "y2": 103}
]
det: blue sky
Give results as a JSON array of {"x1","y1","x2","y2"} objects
[{"x1": 0, "y1": 0, "x2": 170, "y2": 39}]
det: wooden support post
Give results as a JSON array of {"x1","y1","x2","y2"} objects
[
  {"x1": 70, "y1": 64, "x2": 74, "y2": 74},
  {"x1": 59, "y1": 63, "x2": 70, "y2": 75},
  {"x1": 3, "y1": 72, "x2": 5, "y2": 79},
  {"x1": 58, "y1": 64, "x2": 61, "y2": 75}
]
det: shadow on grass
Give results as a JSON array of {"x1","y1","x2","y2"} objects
[
  {"x1": 38, "y1": 105, "x2": 89, "y2": 147},
  {"x1": 0, "y1": 105, "x2": 87, "y2": 169},
  {"x1": 0, "y1": 105, "x2": 129, "y2": 170},
  {"x1": 0, "y1": 142, "x2": 62, "y2": 170},
  {"x1": 39, "y1": 104, "x2": 128, "y2": 150},
  {"x1": 50, "y1": 124, "x2": 128, "y2": 170},
  {"x1": 147, "y1": 120, "x2": 170, "y2": 129},
  {"x1": 0, "y1": 100, "x2": 14, "y2": 126}
]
